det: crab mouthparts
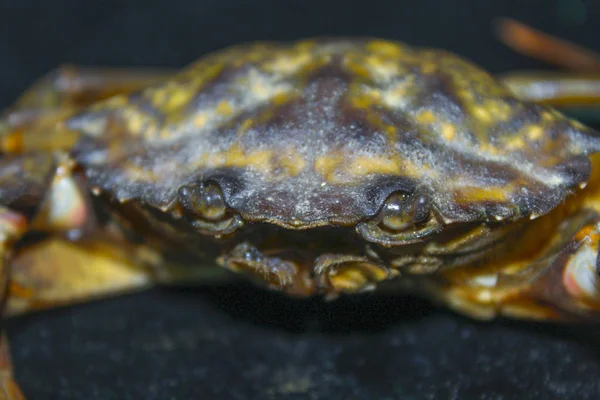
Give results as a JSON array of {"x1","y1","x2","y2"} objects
[{"x1": 216, "y1": 240, "x2": 399, "y2": 297}]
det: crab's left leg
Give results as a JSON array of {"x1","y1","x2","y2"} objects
[
  {"x1": 420, "y1": 155, "x2": 600, "y2": 320},
  {"x1": 495, "y1": 18, "x2": 600, "y2": 72},
  {"x1": 499, "y1": 72, "x2": 600, "y2": 110},
  {"x1": 424, "y1": 211, "x2": 600, "y2": 320},
  {"x1": 495, "y1": 18, "x2": 600, "y2": 116},
  {"x1": 1, "y1": 66, "x2": 176, "y2": 155}
]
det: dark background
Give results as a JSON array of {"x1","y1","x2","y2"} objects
[{"x1": 2, "y1": 0, "x2": 600, "y2": 399}]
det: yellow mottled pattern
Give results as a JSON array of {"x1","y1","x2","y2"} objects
[
  {"x1": 454, "y1": 186, "x2": 511, "y2": 203},
  {"x1": 205, "y1": 146, "x2": 274, "y2": 173},
  {"x1": 314, "y1": 154, "x2": 345, "y2": 183},
  {"x1": 66, "y1": 36, "x2": 598, "y2": 224},
  {"x1": 380, "y1": 77, "x2": 415, "y2": 108},
  {"x1": 441, "y1": 123, "x2": 456, "y2": 141},
  {"x1": 416, "y1": 110, "x2": 436, "y2": 124},
  {"x1": 275, "y1": 149, "x2": 307, "y2": 177},
  {"x1": 525, "y1": 125, "x2": 543, "y2": 141},
  {"x1": 366, "y1": 40, "x2": 405, "y2": 57}
]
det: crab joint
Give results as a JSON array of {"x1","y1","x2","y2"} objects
[{"x1": 31, "y1": 155, "x2": 90, "y2": 236}]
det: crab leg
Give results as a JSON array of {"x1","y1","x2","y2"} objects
[
  {"x1": 428, "y1": 210, "x2": 600, "y2": 320},
  {"x1": 495, "y1": 18, "x2": 600, "y2": 110},
  {"x1": 12, "y1": 66, "x2": 174, "y2": 110},
  {"x1": 0, "y1": 63, "x2": 233, "y2": 317},
  {"x1": 0, "y1": 151, "x2": 156, "y2": 398},
  {"x1": 499, "y1": 72, "x2": 600, "y2": 107},
  {"x1": 0, "y1": 149, "x2": 228, "y2": 397},
  {"x1": 495, "y1": 18, "x2": 600, "y2": 72},
  {"x1": 0, "y1": 149, "x2": 168, "y2": 317},
  {"x1": 1, "y1": 67, "x2": 175, "y2": 155},
  {"x1": 420, "y1": 154, "x2": 600, "y2": 321},
  {"x1": 0, "y1": 334, "x2": 24, "y2": 400},
  {"x1": 0, "y1": 208, "x2": 27, "y2": 400}
]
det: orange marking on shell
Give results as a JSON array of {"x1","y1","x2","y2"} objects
[
  {"x1": 472, "y1": 106, "x2": 493, "y2": 123},
  {"x1": 314, "y1": 154, "x2": 344, "y2": 181},
  {"x1": 275, "y1": 149, "x2": 307, "y2": 177},
  {"x1": 271, "y1": 92, "x2": 291, "y2": 106},
  {"x1": 364, "y1": 55, "x2": 399, "y2": 81},
  {"x1": 216, "y1": 101, "x2": 234, "y2": 116},
  {"x1": 441, "y1": 123, "x2": 457, "y2": 141},
  {"x1": 421, "y1": 61, "x2": 437, "y2": 75},
  {"x1": 193, "y1": 113, "x2": 209, "y2": 128},
  {"x1": 350, "y1": 156, "x2": 402, "y2": 176},
  {"x1": 478, "y1": 142, "x2": 502, "y2": 155},
  {"x1": 454, "y1": 186, "x2": 510, "y2": 202},
  {"x1": 237, "y1": 118, "x2": 254, "y2": 134},
  {"x1": 343, "y1": 57, "x2": 372, "y2": 80},
  {"x1": 164, "y1": 89, "x2": 194, "y2": 111},
  {"x1": 201, "y1": 145, "x2": 274, "y2": 172},
  {"x1": 525, "y1": 125, "x2": 544, "y2": 141},
  {"x1": 262, "y1": 52, "x2": 312, "y2": 74},
  {"x1": 366, "y1": 40, "x2": 404, "y2": 57},
  {"x1": 504, "y1": 136, "x2": 526, "y2": 150},
  {"x1": 381, "y1": 77, "x2": 415, "y2": 108},
  {"x1": 416, "y1": 110, "x2": 436, "y2": 124}
]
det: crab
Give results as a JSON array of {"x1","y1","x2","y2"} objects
[{"x1": 0, "y1": 18, "x2": 600, "y2": 398}]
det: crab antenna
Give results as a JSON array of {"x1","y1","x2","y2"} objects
[{"x1": 494, "y1": 18, "x2": 600, "y2": 71}]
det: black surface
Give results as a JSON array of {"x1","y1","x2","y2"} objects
[{"x1": 1, "y1": 1, "x2": 600, "y2": 399}]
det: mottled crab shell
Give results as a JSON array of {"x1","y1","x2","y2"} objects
[{"x1": 69, "y1": 38, "x2": 600, "y2": 229}]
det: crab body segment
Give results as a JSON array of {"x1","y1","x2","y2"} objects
[{"x1": 0, "y1": 22, "x2": 600, "y2": 398}]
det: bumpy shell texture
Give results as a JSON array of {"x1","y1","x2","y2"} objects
[{"x1": 69, "y1": 38, "x2": 600, "y2": 228}]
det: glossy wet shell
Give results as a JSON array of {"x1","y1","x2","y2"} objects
[{"x1": 69, "y1": 38, "x2": 600, "y2": 228}]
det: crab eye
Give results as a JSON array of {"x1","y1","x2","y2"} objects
[
  {"x1": 177, "y1": 182, "x2": 227, "y2": 221},
  {"x1": 379, "y1": 193, "x2": 430, "y2": 232},
  {"x1": 357, "y1": 192, "x2": 440, "y2": 246}
]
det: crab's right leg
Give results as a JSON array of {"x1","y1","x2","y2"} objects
[
  {"x1": 0, "y1": 157, "x2": 230, "y2": 398},
  {"x1": 0, "y1": 207, "x2": 27, "y2": 400},
  {"x1": 0, "y1": 151, "x2": 156, "y2": 398}
]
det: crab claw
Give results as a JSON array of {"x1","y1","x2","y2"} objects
[
  {"x1": 430, "y1": 209, "x2": 600, "y2": 321},
  {"x1": 556, "y1": 222, "x2": 600, "y2": 312},
  {"x1": 489, "y1": 209, "x2": 600, "y2": 320},
  {"x1": 496, "y1": 210, "x2": 600, "y2": 320}
]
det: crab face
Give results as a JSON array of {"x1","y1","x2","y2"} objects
[{"x1": 59, "y1": 39, "x2": 600, "y2": 310}]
